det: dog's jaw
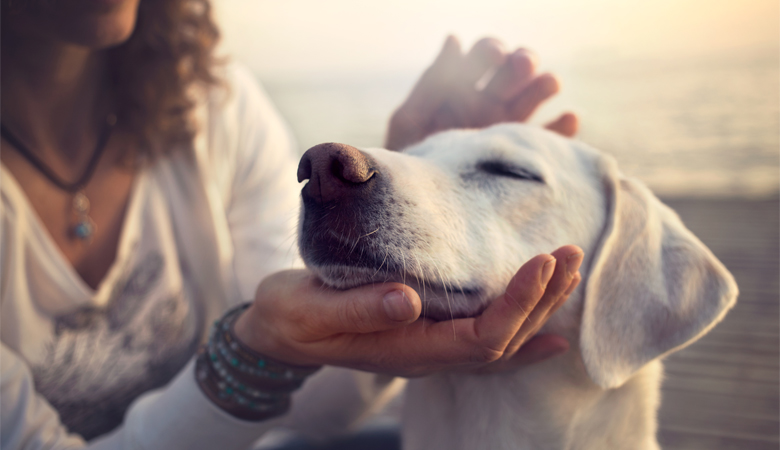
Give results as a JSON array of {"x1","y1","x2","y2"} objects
[{"x1": 309, "y1": 263, "x2": 489, "y2": 320}]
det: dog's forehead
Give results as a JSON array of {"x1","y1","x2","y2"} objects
[{"x1": 405, "y1": 124, "x2": 575, "y2": 168}]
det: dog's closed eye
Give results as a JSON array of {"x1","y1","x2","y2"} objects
[{"x1": 477, "y1": 161, "x2": 544, "y2": 183}]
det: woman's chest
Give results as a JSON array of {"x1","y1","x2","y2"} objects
[
  {"x1": 1, "y1": 169, "x2": 206, "y2": 438},
  {"x1": 1, "y1": 143, "x2": 136, "y2": 290}
]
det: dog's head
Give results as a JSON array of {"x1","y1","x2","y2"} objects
[{"x1": 297, "y1": 123, "x2": 737, "y2": 388}]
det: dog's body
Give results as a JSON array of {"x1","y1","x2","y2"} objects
[{"x1": 296, "y1": 123, "x2": 737, "y2": 450}]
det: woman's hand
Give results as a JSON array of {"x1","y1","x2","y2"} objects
[
  {"x1": 233, "y1": 245, "x2": 583, "y2": 377},
  {"x1": 385, "y1": 36, "x2": 578, "y2": 151}
]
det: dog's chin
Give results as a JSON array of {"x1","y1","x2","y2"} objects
[
  {"x1": 311, "y1": 265, "x2": 394, "y2": 290},
  {"x1": 310, "y1": 264, "x2": 488, "y2": 321}
]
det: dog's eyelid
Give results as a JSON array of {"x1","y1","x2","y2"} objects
[{"x1": 477, "y1": 161, "x2": 544, "y2": 183}]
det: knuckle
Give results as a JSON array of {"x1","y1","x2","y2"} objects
[
  {"x1": 339, "y1": 300, "x2": 375, "y2": 333},
  {"x1": 472, "y1": 345, "x2": 504, "y2": 364}
]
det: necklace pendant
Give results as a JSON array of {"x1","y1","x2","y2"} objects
[
  {"x1": 71, "y1": 191, "x2": 96, "y2": 242},
  {"x1": 73, "y1": 219, "x2": 95, "y2": 240}
]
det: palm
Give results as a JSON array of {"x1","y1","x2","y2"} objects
[{"x1": 386, "y1": 37, "x2": 577, "y2": 151}]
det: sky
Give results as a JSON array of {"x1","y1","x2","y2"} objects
[{"x1": 213, "y1": 0, "x2": 779, "y2": 78}]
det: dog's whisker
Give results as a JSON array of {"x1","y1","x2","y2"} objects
[
  {"x1": 425, "y1": 252, "x2": 458, "y2": 339},
  {"x1": 401, "y1": 252, "x2": 407, "y2": 288},
  {"x1": 371, "y1": 250, "x2": 389, "y2": 278},
  {"x1": 361, "y1": 227, "x2": 381, "y2": 238}
]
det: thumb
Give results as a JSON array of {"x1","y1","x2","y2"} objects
[{"x1": 310, "y1": 281, "x2": 422, "y2": 335}]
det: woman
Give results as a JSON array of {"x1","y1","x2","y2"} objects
[{"x1": 0, "y1": 0, "x2": 582, "y2": 448}]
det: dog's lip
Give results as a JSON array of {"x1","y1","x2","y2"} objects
[
  {"x1": 311, "y1": 264, "x2": 481, "y2": 294},
  {"x1": 419, "y1": 302, "x2": 489, "y2": 321},
  {"x1": 310, "y1": 264, "x2": 487, "y2": 320}
]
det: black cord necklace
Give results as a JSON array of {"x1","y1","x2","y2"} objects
[{"x1": 0, "y1": 113, "x2": 117, "y2": 242}]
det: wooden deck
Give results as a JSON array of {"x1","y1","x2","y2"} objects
[{"x1": 657, "y1": 197, "x2": 779, "y2": 450}]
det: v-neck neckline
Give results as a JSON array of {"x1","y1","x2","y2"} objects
[{"x1": 0, "y1": 162, "x2": 146, "y2": 309}]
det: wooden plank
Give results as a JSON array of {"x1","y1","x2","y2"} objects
[
  {"x1": 707, "y1": 328, "x2": 780, "y2": 339},
  {"x1": 668, "y1": 347, "x2": 780, "y2": 368},
  {"x1": 662, "y1": 376, "x2": 779, "y2": 399},
  {"x1": 705, "y1": 313, "x2": 780, "y2": 333},
  {"x1": 682, "y1": 333, "x2": 779, "y2": 353},
  {"x1": 726, "y1": 302, "x2": 780, "y2": 315},
  {"x1": 659, "y1": 429, "x2": 779, "y2": 450},
  {"x1": 656, "y1": 197, "x2": 779, "y2": 449},
  {"x1": 660, "y1": 390, "x2": 779, "y2": 419},
  {"x1": 659, "y1": 410, "x2": 780, "y2": 441},
  {"x1": 664, "y1": 359, "x2": 779, "y2": 383},
  {"x1": 712, "y1": 319, "x2": 780, "y2": 336}
]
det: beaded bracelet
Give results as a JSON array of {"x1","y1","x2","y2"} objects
[{"x1": 195, "y1": 303, "x2": 321, "y2": 421}]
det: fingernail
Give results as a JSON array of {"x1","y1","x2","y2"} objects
[
  {"x1": 566, "y1": 252, "x2": 584, "y2": 277},
  {"x1": 383, "y1": 290, "x2": 414, "y2": 322},
  {"x1": 540, "y1": 258, "x2": 556, "y2": 287}
]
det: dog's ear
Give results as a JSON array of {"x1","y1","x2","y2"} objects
[{"x1": 580, "y1": 157, "x2": 738, "y2": 389}]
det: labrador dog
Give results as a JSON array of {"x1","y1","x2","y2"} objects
[{"x1": 295, "y1": 123, "x2": 738, "y2": 450}]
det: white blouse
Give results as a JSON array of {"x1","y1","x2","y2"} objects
[{"x1": 0, "y1": 62, "x2": 322, "y2": 449}]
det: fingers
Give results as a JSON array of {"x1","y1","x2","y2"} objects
[
  {"x1": 402, "y1": 252, "x2": 569, "y2": 369},
  {"x1": 405, "y1": 37, "x2": 507, "y2": 121},
  {"x1": 483, "y1": 49, "x2": 538, "y2": 102},
  {"x1": 502, "y1": 246, "x2": 583, "y2": 355},
  {"x1": 385, "y1": 36, "x2": 462, "y2": 150},
  {"x1": 545, "y1": 112, "x2": 579, "y2": 137},
  {"x1": 508, "y1": 73, "x2": 560, "y2": 122},
  {"x1": 303, "y1": 247, "x2": 581, "y2": 376},
  {"x1": 522, "y1": 246, "x2": 583, "y2": 326},
  {"x1": 387, "y1": 36, "x2": 571, "y2": 151},
  {"x1": 469, "y1": 253, "x2": 558, "y2": 355},
  {"x1": 396, "y1": 36, "x2": 462, "y2": 123},
  {"x1": 317, "y1": 254, "x2": 556, "y2": 374},
  {"x1": 462, "y1": 37, "x2": 507, "y2": 88},
  {"x1": 428, "y1": 37, "x2": 507, "y2": 129},
  {"x1": 510, "y1": 334, "x2": 571, "y2": 365},
  {"x1": 475, "y1": 334, "x2": 570, "y2": 373}
]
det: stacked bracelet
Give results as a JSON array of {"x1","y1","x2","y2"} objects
[{"x1": 195, "y1": 303, "x2": 321, "y2": 421}]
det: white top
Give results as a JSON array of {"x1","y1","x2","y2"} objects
[{"x1": 0, "y1": 63, "x2": 397, "y2": 450}]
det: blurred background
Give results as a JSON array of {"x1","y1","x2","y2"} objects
[
  {"x1": 213, "y1": 1, "x2": 779, "y2": 449},
  {"x1": 213, "y1": 0, "x2": 778, "y2": 199}
]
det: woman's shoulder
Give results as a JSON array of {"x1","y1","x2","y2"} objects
[
  {"x1": 191, "y1": 60, "x2": 299, "y2": 208},
  {"x1": 204, "y1": 61, "x2": 287, "y2": 135}
]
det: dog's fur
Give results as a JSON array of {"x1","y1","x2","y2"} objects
[{"x1": 297, "y1": 123, "x2": 738, "y2": 450}]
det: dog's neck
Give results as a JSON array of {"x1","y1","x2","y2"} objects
[{"x1": 401, "y1": 347, "x2": 663, "y2": 450}]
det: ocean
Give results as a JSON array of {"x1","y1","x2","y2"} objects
[{"x1": 260, "y1": 51, "x2": 779, "y2": 198}]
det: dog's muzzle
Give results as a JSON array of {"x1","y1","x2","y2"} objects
[{"x1": 297, "y1": 143, "x2": 392, "y2": 270}]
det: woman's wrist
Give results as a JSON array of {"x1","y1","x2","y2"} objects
[
  {"x1": 195, "y1": 303, "x2": 321, "y2": 421},
  {"x1": 232, "y1": 303, "x2": 286, "y2": 363}
]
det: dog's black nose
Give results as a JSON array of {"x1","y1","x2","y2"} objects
[{"x1": 297, "y1": 142, "x2": 377, "y2": 204}]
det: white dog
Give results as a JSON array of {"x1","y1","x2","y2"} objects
[{"x1": 295, "y1": 123, "x2": 738, "y2": 450}]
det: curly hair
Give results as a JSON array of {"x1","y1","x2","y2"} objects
[{"x1": 109, "y1": 0, "x2": 221, "y2": 160}]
